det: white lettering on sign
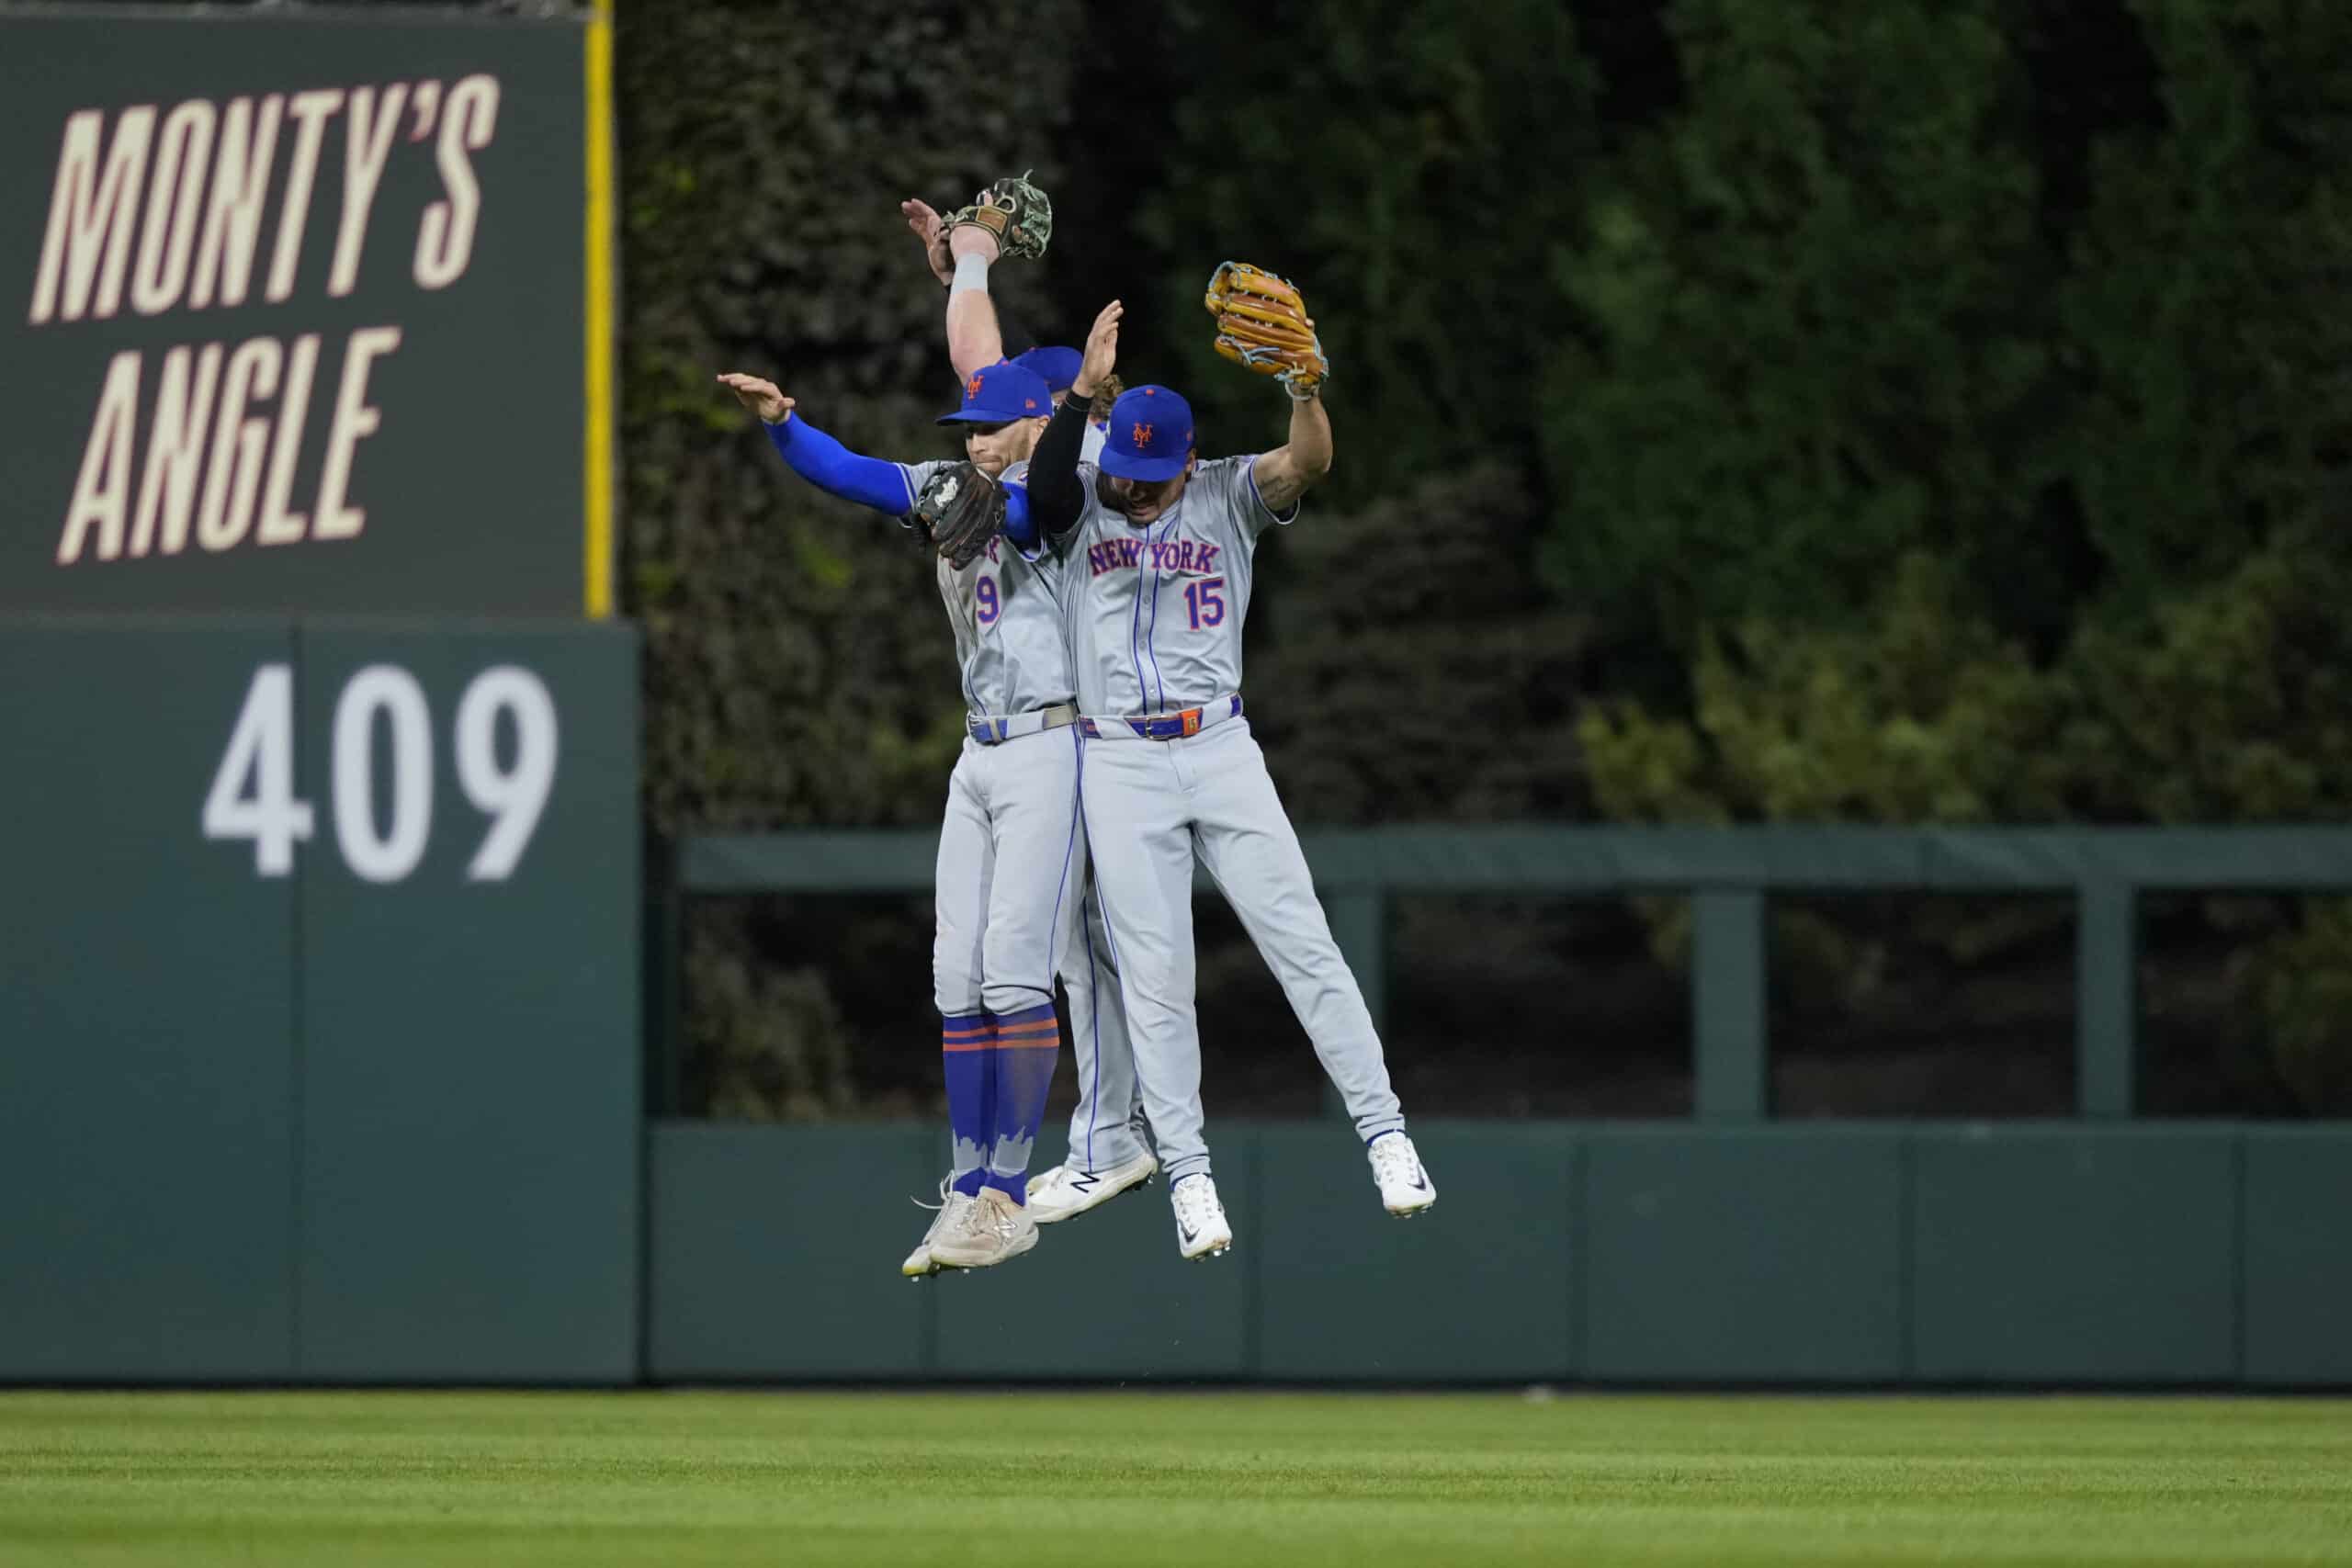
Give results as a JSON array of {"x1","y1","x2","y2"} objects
[
  {"x1": 30, "y1": 78, "x2": 503, "y2": 324},
  {"x1": 54, "y1": 328, "x2": 402, "y2": 565},
  {"x1": 130, "y1": 343, "x2": 224, "y2": 558},
  {"x1": 415, "y1": 74, "x2": 499, "y2": 290},
  {"x1": 130, "y1": 99, "x2": 214, "y2": 316},
  {"x1": 203, "y1": 663, "x2": 560, "y2": 883},
  {"x1": 28, "y1": 106, "x2": 156, "y2": 325},
  {"x1": 188, "y1": 96, "x2": 286, "y2": 310},
  {"x1": 265, "y1": 87, "x2": 343, "y2": 305},
  {"x1": 314, "y1": 325, "x2": 401, "y2": 541},
  {"x1": 28, "y1": 73, "x2": 509, "y2": 578}
]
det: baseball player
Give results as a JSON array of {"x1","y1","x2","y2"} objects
[
  {"x1": 716, "y1": 357, "x2": 1084, "y2": 1274},
  {"x1": 1011, "y1": 295, "x2": 1438, "y2": 1261},
  {"x1": 901, "y1": 192, "x2": 1161, "y2": 1222}
]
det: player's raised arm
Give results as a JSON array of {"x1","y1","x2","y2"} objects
[
  {"x1": 717, "y1": 371, "x2": 913, "y2": 517},
  {"x1": 944, "y1": 223, "x2": 1009, "y2": 380},
  {"x1": 902, "y1": 191, "x2": 1001, "y2": 371},
  {"x1": 905, "y1": 175, "x2": 1054, "y2": 379},
  {"x1": 1022, "y1": 299, "x2": 1121, "y2": 541},
  {"x1": 1251, "y1": 389, "x2": 1332, "y2": 513}
]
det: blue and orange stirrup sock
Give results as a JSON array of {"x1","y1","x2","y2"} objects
[
  {"x1": 941, "y1": 1011, "x2": 996, "y2": 1198},
  {"x1": 982, "y1": 1001, "x2": 1062, "y2": 1203}
]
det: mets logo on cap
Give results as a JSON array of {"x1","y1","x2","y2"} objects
[
  {"x1": 935, "y1": 361, "x2": 1055, "y2": 427},
  {"x1": 1098, "y1": 384, "x2": 1196, "y2": 482}
]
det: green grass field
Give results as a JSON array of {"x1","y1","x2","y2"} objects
[{"x1": 3, "y1": 1391, "x2": 2347, "y2": 1566}]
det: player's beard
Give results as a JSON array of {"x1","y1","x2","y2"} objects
[{"x1": 1098, "y1": 469, "x2": 1182, "y2": 524}]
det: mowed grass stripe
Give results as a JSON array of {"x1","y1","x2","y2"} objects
[{"x1": 0, "y1": 1393, "x2": 2346, "y2": 1567}]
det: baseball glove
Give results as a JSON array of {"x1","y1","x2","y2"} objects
[
  {"x1": 946, "y1": 171, "x2": 1053, "y2": 262},
  {"x1": 1204, "y1": 261, "x2": 1328, "y2": 398},
  {"x1": 907, "y1": 461, "x2": 1004, "y2": 570}
]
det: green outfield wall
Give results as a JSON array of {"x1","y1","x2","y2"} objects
[
  {"x1": 9, "y1": 743, "x2": 2352, "y2": 1384},
  {"x1": 646, "y1": 826, "x2": 2352, "y2": 1388},
  {"x1": 645, "y1": 1120, "x2": 2352, "y2": 1386}
]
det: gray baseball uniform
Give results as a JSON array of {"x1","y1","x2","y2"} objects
[
  {"x1": 1052, "y1": 455, "x2": 1407, "y2": 1186},
  {"x1": 896, "y1": 458, "x2": 1145, "y2": 1177}
]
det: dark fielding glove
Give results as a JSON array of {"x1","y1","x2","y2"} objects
[
  {"x1": 946, "y1": 171, "x2": 1054, "y2": 262},
  {"x1": 907, "y1": 461, "x2": 1005, "y2": 570}
]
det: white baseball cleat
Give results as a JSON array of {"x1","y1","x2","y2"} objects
[
  {"x1": 928, "y1": 1185, "x2": 1040, "y2": 1270},
  {"x1": 1026, "y1": 1151, "x2": 1159, "y2": 1224},
  {"x1": 1169, "y1": 1173, "x2": 1234, "y2": 1261},
  {"x1": 901, "y1": 1182, "x2": 975, "y2": 1279},
  {"x1": 1368, "y1": 1132, "x2": 1437, "y2": 1217}
]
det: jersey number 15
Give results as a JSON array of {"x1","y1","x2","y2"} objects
[{"x1": 1182, "y1": 576, "x2": 1226, "y2": 629}]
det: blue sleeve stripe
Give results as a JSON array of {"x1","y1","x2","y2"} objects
[{"x1": 765, "y1": 415, "x2": 922, "y2": 516}]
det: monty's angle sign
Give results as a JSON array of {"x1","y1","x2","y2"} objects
[{"x1": 0, "y1": 10, "x2": 605, "y2": 615}]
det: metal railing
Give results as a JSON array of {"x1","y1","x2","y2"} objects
[{"x1": 659, "y1": 825, "x2": 2352, "y2": 1121}]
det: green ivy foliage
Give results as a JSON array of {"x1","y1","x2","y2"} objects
[
  {"x1": 617, "y1": 0, "x2": 1081, "y2": 833},
  {"x1": 623, "y1": 0, "x2": 2352, "y2": 1115}
]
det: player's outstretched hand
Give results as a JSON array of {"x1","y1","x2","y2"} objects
[
  {"x1": 1074, "y1": 300, "x2": 1122, "y2": 398},
  {"x1": 716, "y1": 372, "x2": 794, "y2": 424},
  {"x1": 901, "y1": 198, "x2": 954, "y2": 287}
]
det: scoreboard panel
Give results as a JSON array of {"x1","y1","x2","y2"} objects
[
  {"x1": 0, "y1": 617, "x2": 639, "y2": 1380},
  {"x1": 0, "y1": 9, "x2": 601, "y2": 616}
]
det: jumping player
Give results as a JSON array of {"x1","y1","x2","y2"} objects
[
  {"x1": 1014, "y1": 300, "x2": 1438, "y2": 1260},
  {"x1": 901, "y1": 196, "x2": 1159, "y2": 1222},
  {"x1": 716, "y1": 360, "x2": 1080, "y2": 1274}
]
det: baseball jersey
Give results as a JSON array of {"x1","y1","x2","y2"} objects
[
  {"x1": 899, "y1": 458, "x2": 1076, "y2": 717},
  {"x1": 1053, "y1": 455, "x2": 1294, "y2": 716},
  {"x1": 1081, "y1": 421, "x2": 1107, "y2": 465}
]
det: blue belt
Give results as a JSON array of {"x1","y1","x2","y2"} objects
[
  {"x1": 1080, "y1": 694, "x2": 1245, "y2": 742},
  {"x1": 968, "y1": 702, "x2": 1079, "y2": 746}
]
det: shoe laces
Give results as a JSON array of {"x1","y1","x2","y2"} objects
[
  {"x1": 1370, "y1": 1134, "x2": 1420, "y2": 1183},
  {"x1": 963, "y1": 1188, "x2": 1021, "y2": 1240},
  {"x1": 1171, "y1": 1176, "x2": 1222, "y2": 1229},
  {"x1": 917, "y1": 1183, "x2": 973, "y2": 1245}
]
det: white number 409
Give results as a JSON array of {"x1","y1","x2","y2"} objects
[{"x1": 202, "y1": 662, "x2": 560, "y2": 884}]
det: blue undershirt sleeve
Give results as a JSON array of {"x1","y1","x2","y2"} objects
[
  {"x1": 1001, "y1": 479, "x2": 1039, "y2": 554},
  {"x1": 764, "y1": 414, "x2": 915, "y2": 516}
]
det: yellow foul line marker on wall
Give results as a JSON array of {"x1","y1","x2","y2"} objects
[{"x1": 583, "y1": 0, "x2": 615, "y2": 618}]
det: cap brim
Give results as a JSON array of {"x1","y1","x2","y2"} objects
[
  {"x1": 1098, "y1": 448, "x2": 1189, "y2": 481},
  {"x1": 937, "y1": 407, "x2": 1046, "y2": 425}
]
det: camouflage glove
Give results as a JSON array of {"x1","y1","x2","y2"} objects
[
  {"x1": 946, "y1": 171, "x2": 1054, "y2": 262},
  {"x1": 907, "y1": 461, "x2": 1004, "y2": 570},
  {"x1": 1204, "y1": 261, "x2": 1328, "y2": 400}
]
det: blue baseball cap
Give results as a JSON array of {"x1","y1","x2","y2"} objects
[
  {"x1": 1012, "y1": 345, "x2": 1082, "y2": 395},
  {"x1": 935, "y1": 361, "x2": 1053, "y2": 425},
  {"x1": 1097, "y1": 385, "x2": 1194, "y2": 481}
]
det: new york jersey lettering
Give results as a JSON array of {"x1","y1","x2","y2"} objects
[{"x1": 1088, "y1": 535, "x2": 1219, "y2": 577}]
